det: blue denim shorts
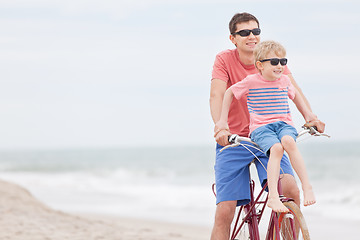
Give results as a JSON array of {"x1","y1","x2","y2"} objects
[
  {"x1": 215, "y1": 141, "x2": 294, "y2": 206},
  {"x1": 250, "y1": 121, "x2": 298, "y2": 156}
]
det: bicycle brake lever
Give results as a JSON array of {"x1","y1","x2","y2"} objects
[
  {"x1": 297, "y1": 129, "x2": 310, "y2": 138},
  {"x1": 300, "y1": 126, "x2": 330, "y2": 138},
  {"x1": 219, "y1": 143, "x2": 240, "y2": 152}
]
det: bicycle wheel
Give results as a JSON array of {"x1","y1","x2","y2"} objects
[{"x1": 271, "y1": 201, "x2": 310, "y2": 240}]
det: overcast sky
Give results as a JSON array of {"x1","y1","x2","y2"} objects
[{"x1": 0, "y1": 0, "x2": 359, "y2": 150}]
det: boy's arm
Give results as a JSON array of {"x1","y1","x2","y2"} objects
[
  {"x1": 210, "y1": 79, "x2": 227, "y2": 124},
  {"x1": 215, "y1": 88, "x2": 234, "y2": 133},
  {"x1": 210, "y1": 79, "x2": 231, "y2": 146}
]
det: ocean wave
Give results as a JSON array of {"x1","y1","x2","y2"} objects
[{"x1": 0, "y1": 143, "x2": 359, "y2": 225}]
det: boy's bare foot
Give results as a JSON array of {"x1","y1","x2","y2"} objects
[
  {"x1": 267, "y1": 197, "x2": 289, "y2": 213},
  {"x1": 303, "y1": 187, "x2": 316, "y2": 206}
]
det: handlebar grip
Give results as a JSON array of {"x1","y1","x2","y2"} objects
[{"x1": 228, "y1": 134, "x2": 237, "y2": 144}]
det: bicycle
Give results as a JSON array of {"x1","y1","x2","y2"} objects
[{"x1": 212, "y1": 126, "x2": 330, "y2": 240}]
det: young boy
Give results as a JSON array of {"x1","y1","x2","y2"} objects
[{"x1": 216, "y1": 40, "x2": 317, "y2": 212}]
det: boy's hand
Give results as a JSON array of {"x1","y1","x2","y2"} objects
[
  {"x1": 214, "y1": 121, "x2": 231, "y2": 146},
  {"x1": 214, "y1": 129, "x2": 231, "y2": 146}
]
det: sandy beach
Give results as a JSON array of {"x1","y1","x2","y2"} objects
[
  {"x1": 306, "y1": 214, "x2": 360, "y2": 240},
  {"x1": 1, "y1": 178, "x2": 359, "y2": 240},
  {"x1": 0, "y1": 179, "x2": 211, "y2": 240}
]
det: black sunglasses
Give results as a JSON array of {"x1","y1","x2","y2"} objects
[
  {"x1": 233, "y1": 28, "x2": 261, "y2": 37},
  {"x1": 259, "y1": 58, "x2": 288, "y2": 66}
]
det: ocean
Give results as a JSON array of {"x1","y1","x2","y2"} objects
[{"x1": 0, "y1": 139, "x2": 358, "y2": 227}]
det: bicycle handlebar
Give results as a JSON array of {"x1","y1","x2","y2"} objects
[
  {"x1": 297, "y1": 126, "x2": 330, "y2": 138},
  {"x1": 220, "y1": 126, "x2": 330, "y2": 152}
]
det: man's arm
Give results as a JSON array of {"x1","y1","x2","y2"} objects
[
  {"x1": 210, "y1": 79, "x2": 231, "y2": 146},
  {"x1": 288, "y1": 73, "x2": 325, "y2": 132},
  {"x1": 287, "y1": 74, "x2": 312, "y2": 111},
  {"x1": 292, "y1": 88, "x2": 317, "y2": 123}
]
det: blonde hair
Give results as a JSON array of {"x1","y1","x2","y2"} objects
[{"x1": 254, "y1": 40, "x2": 286, "y2": 68}]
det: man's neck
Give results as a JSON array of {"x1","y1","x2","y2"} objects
[{"x1": 237, "y1": 48, "x2": 254, "y2": 66}]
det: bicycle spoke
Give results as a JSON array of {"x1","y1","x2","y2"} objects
[{"x1": 271, "y1": 201, "x2": 310, "y2": 240}]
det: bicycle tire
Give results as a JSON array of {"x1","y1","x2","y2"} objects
[{"x1": 271, "y1": 201, "x2": 310, "y2": 240}]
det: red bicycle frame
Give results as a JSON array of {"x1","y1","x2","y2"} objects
[{"x1": 221, "y1": 173, "x2": 295, "y2": 240}]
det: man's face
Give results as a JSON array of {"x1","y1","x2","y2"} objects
[{"x1": 230, "y1": 20, "x2": 260, "y2": 53}]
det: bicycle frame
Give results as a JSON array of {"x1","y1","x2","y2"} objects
[
  {"x1": 231, "y1": 179, "x2": 264, "y2": 239},
  {"x1": 228, "y1": 169, "x2": 293, "y2": 240}
]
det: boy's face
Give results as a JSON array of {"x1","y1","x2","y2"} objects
[
  {"x1": 257, "y1": 52, "x2": 286, "y2": 81},
  {"x1": 230, "y1": 20, "x2": 260, "y2": 54}
]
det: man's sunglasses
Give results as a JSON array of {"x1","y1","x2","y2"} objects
[
  {"x1": 233, "y1": 28, "x2": 261, "y2": 37},
  {"x1": 259, "y1": 58, "x2": 288, "y2": 66}
]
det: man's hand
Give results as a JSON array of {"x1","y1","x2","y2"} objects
[{"x1": 304, "y1": 119, "x2": 325, "y2": 133}]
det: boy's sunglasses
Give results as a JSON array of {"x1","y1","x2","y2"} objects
[
  {"x1": 233, "y1": 28, "x2": 261, "y2": 37},
  {"x1": 259, "y1": 58, "x2": 288, "y2": 66}
]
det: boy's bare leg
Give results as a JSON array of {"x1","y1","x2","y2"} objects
[
  {"x1": 267, "y1": 143, "x2": 289, "y2": 212},
  {"x1": 281, "y1": 136, "x2": 316, "y2": 206},
  {"x1": 210, "y1": 200, "x2": 237, "y2": 240}
]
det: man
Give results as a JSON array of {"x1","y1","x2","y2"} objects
[{"x1": 209, "y1": 13, "x2": 325, "y2": 240}]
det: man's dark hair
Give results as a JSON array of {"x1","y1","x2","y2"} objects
[{"x1": 229, "y1": 12, "x2": 260, "y2": 34}]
